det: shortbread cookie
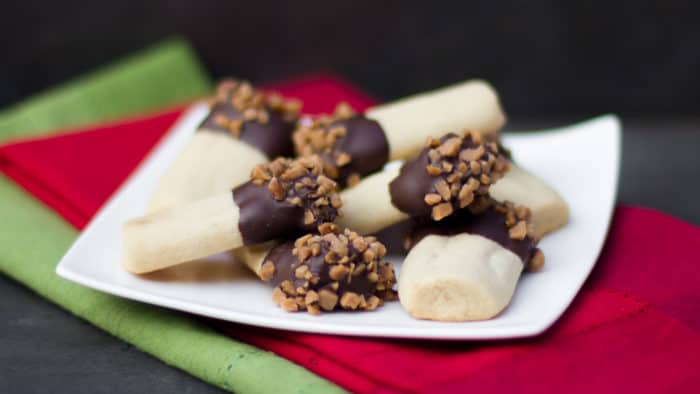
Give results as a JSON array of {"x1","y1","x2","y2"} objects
[
  {"x1": 148, "y1": 79, "x2": 301, "y2": 212},
  {"x1": 408, "y1": 201, "x2": 544, "y2": 271},
  {"x1": 366, "y1": 79, "x2": 505, "y2": 160},
  {"x1": 235, "y1": 224, "x2": 396, "y2": 315},
  {"x1": 336, "y1": 165, "x2": 407, "y2": 234},
  {"x1": 337, "y1": 131, "x2": 510, "y2": 234},
  {"x1": 123, "y1": 156, "x2": 341, "y2": 273},
  {"x1": 489, "y1": 164, "x2": 569, "y2": 239},
  {"x1": 399, "y1": 233, "x2": 524, "y2": 321},
  {"x1": 293, "y1": 80, "x2": 506, "y2": 186},
  {"x1": 399, "y1": 203, "x2": 543, "y2": 321}
]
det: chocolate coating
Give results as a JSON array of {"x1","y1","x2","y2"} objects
[
  {"x1": 200, "y1": 103, "x2": 295, "y2": 158},
  {"x1": 233, "y1": 183, "x2": 305, "y2": 245},
  {"x1": 330, "y1": 116, "x2": 389, "y2": 184},
  {"x1": 232, "y1": 156, "x2": 341, "y2": 245},
  {"x1": 266, "y1": 241, "x2": 374, "y2": 296},
  {"x1": 293, "y1": 114, "x2": 389, "y2": 187},
  {"x1": 388, "y1": 148, "x2": 435, "y2": 217},
  {"x1": 264, "y1": 242, "x2": 296, "y2": 285},
  {"x1": 409, "y1": 209, "x2": 538, "y2": 264},
  {"x1": 389, "y1": 131, "x2": 508, "y2": 220}
]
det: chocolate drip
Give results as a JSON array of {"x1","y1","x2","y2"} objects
[
  {"x1": 200, "y1": 103, "x2": 295, "y2": 158},
  {"x1": 409, "y1": 209, "x2": 538, "y2": 264}
]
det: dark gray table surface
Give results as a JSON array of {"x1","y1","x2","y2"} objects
[{"x1": 1, "y1": 118, "x2": 699, "y2": 393}]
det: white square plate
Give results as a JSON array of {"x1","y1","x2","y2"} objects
[{"x1": 57, "y1": 104, "x2": 621, "y2": 340}]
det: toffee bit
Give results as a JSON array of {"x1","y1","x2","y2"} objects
[
  {"x1": 351, "y1": 236, "x2": 368, "y2": 252},
  {"x1": 228, "y1": 119, "x2": 243, "y2": 137},
  {"x1": 329, "y1": 265, "x2": 350, "y2": 280},
  {"x1": 307, "y1": 304, "x2": 321, "y2": 315},
  {"x1": 509, "y1": 220, "x2": 528, "y2": 240},
  {"x1": 437, "y1": 137, "x2": 462, "y2": 157},
  {"x1": 346, "y1": 174, "x2": 361, "y2": 187},
  {"x1": 460, "y1": 145, "x2": 485, "y2": 162},
  {"x1": 366, "y1": 296, "x2": 382, "y2": 311},
  {"x1": 280, "y1": 280, "x2": 296, "y2": 296},
  {"x1": 260, "y1": 261, "x2": 276, "y2": 281},
  {"x1": 305, "y1": 290, "x2": 319, "y2": 305},
  {"x1": 318, "y1": 289, "x2": 339, "y2": 311},
  {"x1": 426, "y1": 137, "x2": 441, "y2": 148},
  {"x1": 267, "y1": 177, "x2": 286, "y2": 200},
  {"x1": 434, "y1": 179, "x2": 452, "y2": 201},
  {"x1": 340, "y1": 292, "x2": 362, "y2": 310},
  {"x1": 424, "y1": 193, "x2": 443, "y2": 206},
  {"x1": 304, "y1": 210, "x2": 316, "y2": 226},
  {"x1": 214, "y1": 115, "x2": 229, "y2": 127},
  {"x1": 280, "y1": 298, "x2": 299, "y2": 312},
  {"x1": 457, "y1": 185, "x2": 475, "y2": 208},
  {"x1": 426, "y1": 165, "x2": 443, "y2": 176},
  {"x1": 251, "y1": 164, "x2": 271, "y2": 182},
  {"x1": 431, "y1": 202, "x2": 454, "y2": 221},
  {"x1": 334, "y1": 102, "x2": 356, "y2": 119},
  {"x1": 336, "y1": 152, "x2": 351, "y2": 166},
  {"x1": 528, "y1": 249, "x2": 545, "y2": 272},
  {"x1": 317, "y1": 222, "x2": 338, "y2": 235},
  {"x1": 295, "y1": 265, "x2": 310, "y2": 279},
  {"x1": 272, "y1": 287, "x2": 286, "y2": 305}
]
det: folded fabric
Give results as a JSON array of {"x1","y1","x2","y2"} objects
[
  {"x1": 2, "y1": 77, "x2": 700, "y2": 393},
  {"x1": 0, "y1": 38, "x2": 212, "y2": 141},
  {"x1": 0, "y1": 43, "x2": 342, "y2": 393}
]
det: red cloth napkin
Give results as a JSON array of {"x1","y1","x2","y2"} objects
[{"x1": 1, "y1": 75, "x2": 699, "y2": 393}]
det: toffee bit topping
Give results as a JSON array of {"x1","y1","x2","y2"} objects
[
  {"x1": 346, "y1": 174, "x2": 361, "y2": 187},
  {"x1": 527, "y1": 249, "x2": 545, "y2": 272},
  {"x1": 250, "y1": 156, "x2": 342, "y2": 229},
  {"x1": 260, "y1": 261, "x2": 276, "y2": 282},
  {"x1": 206, "y1": 79, "x2": 301, "y2": 137},
  {"x1": 423, "y1": 131, "x2": 510, "y2": 221},
  {"x1": 508, "y1": 221, "x2": 528, "y2": 240},
  {"x1": 334, "y1": 102, "x2": 356, "y2": 120},
  {"x1": 491, "y1": 200, "x2": 537, "y2": 241},
  {"x1": 292, "y1": 102, "x2": 361, "y2": 182},
  {"x1": 271, "y1": 227, "x2": 397, "y2": 315}
]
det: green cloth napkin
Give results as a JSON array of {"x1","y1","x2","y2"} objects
[
  {"x1": 0, "y1": 39, "x2": 211, "y2": 141},
  {"x1": 0, "y1": 38, "x2": 342, "y2": 394}
]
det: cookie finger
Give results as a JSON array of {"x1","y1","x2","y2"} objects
[
  {"x1": 123, "y1": 156, "x2": 341, "y2": 273},
  {"x1": 489, "y1": 164, "x2": 569, "y2": 239},
  {"x1": 148, "y1": 79, "x2": 301, "y2": 212},
  {"x1": 293, "y1": 80, "x2": 506, "y2": 186},
  {"x1": 399, "y1": 202, "x2": 543, "y2": 321},
  {"x1": 338, "y1": 131, "x2": 510, "y2": 234},
  {"x1": 234, "y1": 224, "x2": 397, "y2": 314}
]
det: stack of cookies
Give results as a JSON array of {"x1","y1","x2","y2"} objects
[{"x1": 122, "y1": 78, "x2": 569, "y2": 321}]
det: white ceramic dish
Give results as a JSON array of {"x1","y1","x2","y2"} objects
[{"x1": 57, "y1": 104, "x2": 621, "y2": 340}]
